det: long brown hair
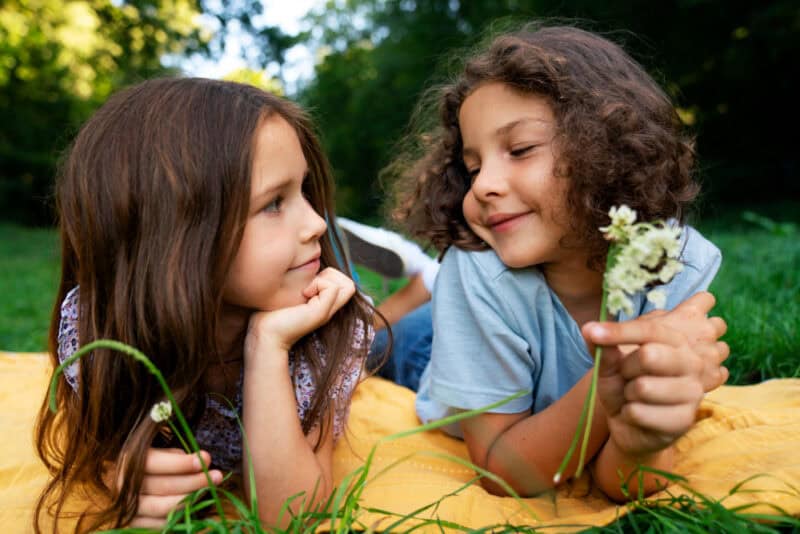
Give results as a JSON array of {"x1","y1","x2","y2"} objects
[
  {"x1": 388, "y1": 23, "x2": 699, "y2": 268},
  {"x1": 35, "y1": 77, "x2": 373, "y2": 531}
]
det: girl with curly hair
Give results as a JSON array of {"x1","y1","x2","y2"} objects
[{"x1": 387, "y1": 24, "x2": 730, "y2": 500}]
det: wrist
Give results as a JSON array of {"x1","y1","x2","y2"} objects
[
  {"x1": 244, "y1": 337, "x2": 291, "y2": 370},
  {"x1": 596, "y1": 439, "x2": 674, "y2": 500}
]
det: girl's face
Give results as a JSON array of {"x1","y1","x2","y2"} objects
[
  {"x1": 460, "y1": 82, "x2": 573, "y2": 269},
  {"x1": 224, "y1": 115, "x2": 327, "y2": 312}
]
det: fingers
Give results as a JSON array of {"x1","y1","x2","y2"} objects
[
  {"x1": 710, "y1": 316, "x2": 727, "y2": 338},
  {"x1": 141, "y1": 469, "x2": 224, "y2": 495},
  {"x1": 129, "y1": 515, "x2": 170, "y2": 528},
  {"x1": 623, "y1": 376, "x2": 703, "y2": 405},
  {"x1": 673, "y1": 291, "x2": 716, "y2": 317},
  {"x1": 304, "y1": 267, "x2": 355, "y2": 321},
  {"x1": 144, "y1": 449, "x2": 211, "y2": 475},
  {"x1": 137, "y1": 492, "x2": 189, "y2": 518},
  {"x1": 701, "y1": 341, "x2": 730, "y2": 391},
  {"x1": 131, "y1": 448, "x2": 224, "y2": 527},
  {"x1": 618, "y1": 343, "x2": 699, "y2": 380},
  {"x1": 619, "y1": 402, "x2": 699, "y2": 436},
  {"x1": 583, "y1": 319, "x2": 685, "y2": 351}
]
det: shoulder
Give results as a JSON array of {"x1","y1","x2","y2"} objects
[
  {"x1": 679, "y1": 225, "x2": 722, "y2": 275},
  {"x1": 439, "y1": 246, "x2": 508, "y2": 280},
  {"x1": 437, "y1": 246, "x2": 549, "y2": 299}
]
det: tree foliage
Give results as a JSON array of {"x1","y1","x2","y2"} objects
[
  {"x1": 0, "y1": 0, "x2": 208, "y2": 224},
  {"x1": 2, "y1": 0, "x2": 797, "y2": 224},
  {"x1": 298, "y1": 0, "x2": 800, "y2": 220}
]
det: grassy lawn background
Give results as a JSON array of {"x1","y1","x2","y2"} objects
[
  {"x1": 1, "y1": 203, "x2": 798, "y2": 385},
  {"x1": 1, "y1": 205, "x2": 798, "y2": 531}
]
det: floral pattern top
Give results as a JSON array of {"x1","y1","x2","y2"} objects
[{"x1": 57, "y1": 287, "x2": 370, "y2": 472}]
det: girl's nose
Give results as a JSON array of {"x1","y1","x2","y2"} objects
[
  {"x1": 469, "y1": 159, "x2": 509, "y2": 200},
  {"x1": 300, "y1": 200, "x2": 327, "y2": 243}
]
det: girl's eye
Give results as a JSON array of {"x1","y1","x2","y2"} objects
[
  {"x1": 262, "y1": 196, "x2": 283, "y2": 214},
  {"x1": 467, "y1": 168, "x2": 480, "y2": 181},
  {"x1": 510, "y1": 145, "x2": 535, "y2": 157}
]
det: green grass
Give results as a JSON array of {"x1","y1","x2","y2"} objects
[
  {"x1": 3, "y1": 209, "x2": 799, "y2": 531},
  {"x1": 2, "y1": 210, "x2": 798, "y2": 387},
  {"x1": 703, "y1": 224, "x2": 800, "y2": 384},
  {"x1": 0, "y1": 223, "x2": 59, "y2": 352}
]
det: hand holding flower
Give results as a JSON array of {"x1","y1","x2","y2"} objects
[
  {"x1": 585, "y1": 312, "x2": 726, "y2": 456},
  {"x1": 554, "y1": 205, "x2": 705, "y2": 483}
]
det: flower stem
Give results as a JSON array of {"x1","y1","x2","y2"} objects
[
  {"x1": 575, "y1": 292, "x2": 608, "y2": 478},
  {"x1": 553, "y1": 249, "x2": 614, "y2": 484},
  {"x1": 48, "y1": 339, "x2": 228, "y2": 525},
  {"x1": 167, "y1": 420, "x2": 192, "y2": 454}
]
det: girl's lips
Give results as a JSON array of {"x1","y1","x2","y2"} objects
[
  {"x1": 291, "y1": 256, "x2": 321, "y2": 271},
  {"x1": 487, "y1": 212, "x2": 531, "y2": 232}
]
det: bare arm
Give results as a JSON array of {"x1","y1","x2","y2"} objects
[
  {"x1": 243, "y1": 351, "x2": 335, "y2": 524},
  {"x1": 462, "y1": 292, "x2": 728, "y2": 500},
  {"x1": 373, "y1": 273, "x2": 430, "y2": 329},
  {"x1": 460, "y1": 370, "x2": 609, "y2": 496},
  {"x1": 242, "y1": 267, "x2": 355, "y2": 526}
]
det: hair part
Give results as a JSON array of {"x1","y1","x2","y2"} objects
[
  {"x1": 388, "y1": 22, "x2": 699, "y2": 268},
  {"x1": 35, "y1": 77, "x2": 373, "y2": 531}
]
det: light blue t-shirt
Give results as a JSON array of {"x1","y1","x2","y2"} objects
[{"x1": 415, "y1": 226, "x2": 721, "y2": 438}]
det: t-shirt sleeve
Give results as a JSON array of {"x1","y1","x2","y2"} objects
[{"x1": 424, "y1": 248, "x2": 536, "y2": 415}]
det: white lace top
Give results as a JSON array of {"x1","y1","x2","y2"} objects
[{"x1": 57, "y1": 287, "x2": 369, "y2": 472}]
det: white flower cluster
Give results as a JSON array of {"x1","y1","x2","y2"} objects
[
  {"x1": 600, "y1": 206, "x2": 684, "y2": 316},
  {"x1": 149, "y1": 400, "x2": 173, "y2": 423}
]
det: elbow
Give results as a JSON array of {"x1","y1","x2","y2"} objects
[
  {"x1": 253, "y1": 475, "x2": 333, "y2": 529},
  {"x1": 482, "y1": 453, "x2": 553, "y2": 498}
]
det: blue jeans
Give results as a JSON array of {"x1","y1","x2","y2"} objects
[{"x1": 368, "y1": 302, "x2": 432, "y2": 392}]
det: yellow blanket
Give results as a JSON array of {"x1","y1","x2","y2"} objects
[{"x1": 2, "y1": 352, "x2": 799, "y2": 532}]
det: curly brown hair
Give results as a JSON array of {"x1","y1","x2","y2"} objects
[{"x1": 388, "y1": 23, "x2": 699, "y2": 268}]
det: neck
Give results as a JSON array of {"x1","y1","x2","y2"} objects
[{"x1": 540, "y1": 255, "x2": 604, "y2": 326}]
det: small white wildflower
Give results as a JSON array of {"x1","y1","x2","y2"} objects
[
  {"x1": 657, "y1": 259, "x2": 684, "y2": 283},
  {"x1": 609, "y1": 205, "x2": 637, "y2": 227},
  {"x1": 628, "y1": 232, "x2": 666, "y2": 269},
  {"x1": 150, "y1": 401, "x2": 173, "y2": 423},
  {"x1": 607, "y1": 289, "x2": 634, "y2": 316},
  {"x1": 601, "y1": 205, "x2": 684, "y2": 316},
  {"x1": 607, "y1": 257, "x2": 650, "y2": 294},
  {"x1": 646, "y1": 289, "x2": 667, "y2": 309},
  {"x1": 599, "y1": 205, "x2": 638, "y2": 242},
  {"x1": 648, "y1": 225, "x2": 683, "y2": 259}
]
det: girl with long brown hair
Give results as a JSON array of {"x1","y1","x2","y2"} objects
[{"x1": 36, "y1": 77, "x2": 374, "y2": 531}]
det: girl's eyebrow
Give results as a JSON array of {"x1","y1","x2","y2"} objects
[
  {"x1": 251, "y1": 166, "x2": 310, "y2": 202},
  {"x1": 252, "y1": 179, "x2": 290, "y2": 203},
  {"x1": 496, "y1": 117, "x2": 551, "y2": 136}
]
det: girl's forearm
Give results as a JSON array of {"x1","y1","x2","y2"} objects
[
  {"x1": 242, "y1": 352, "x2": 333, "y2": 527},
  {"x1": 483, "y1": 372, "x2": 609, "y2": 496},
  {"x1": 594, "y1": 439, "x2": 674, "y2": 501}
]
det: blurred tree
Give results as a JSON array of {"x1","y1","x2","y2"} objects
[
  {"x1": 299, "y1": 0, "x2": 799, "y2": 220},
  {"x1": 222, "y1": 67, "x2": 283, "y2": 95},
  {"x1": 0, "y1": 0, "x2": 208, "y2": 225}
]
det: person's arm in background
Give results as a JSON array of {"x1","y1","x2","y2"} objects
[{"x1": 374, "y1": 273, "x2": 430, "y2": 329}]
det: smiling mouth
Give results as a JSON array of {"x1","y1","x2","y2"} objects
[
  {"x1": 486, "y1": 212, "x2": 531, "y2": 229},
  {"x1": 290, "y1": 254, "x2": 321, "y2": 271}
]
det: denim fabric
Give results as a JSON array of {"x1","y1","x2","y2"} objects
[{"x1": 368, "y1": 302, "x2": 432, "y2": 392}]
